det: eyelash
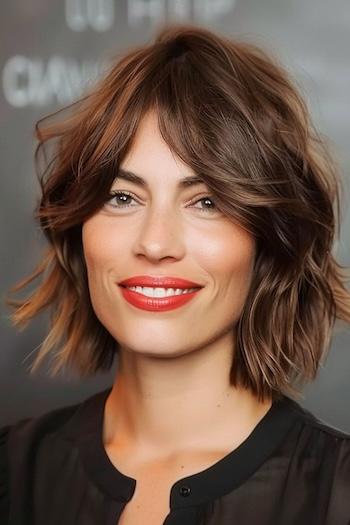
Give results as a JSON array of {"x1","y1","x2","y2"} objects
[{"x1": 106, "y1": 190, "x2": 218, "y2": 214}]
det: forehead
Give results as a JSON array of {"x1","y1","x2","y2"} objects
[
  {"x1": 122, "y1": 110, "x2": 166, "y2": 161},
  {"x1": 118, "y1": 111, "x2": 206, "y2": 189},
  {"x1": 115, "y1": 168, "x2": 205, "y2": 190}
]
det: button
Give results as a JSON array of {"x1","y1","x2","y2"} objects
[{"x1": 179, "y1": 485, "x2": 191, "y2": 497}]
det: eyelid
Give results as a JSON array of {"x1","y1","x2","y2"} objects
[
  {"x1": 108, "y1": 189, "x2": 211, "y2": 203},
  {"x1": 106, "y1": 189, "x2": 219, "y2": 214}
]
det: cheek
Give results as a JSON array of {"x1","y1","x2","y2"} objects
[
  {"x1": 81, "y1": 217, "x2": 129, "y2": 320},
  {"x1": 81, "y1": 218, "x2": 121, "y2": 277},
  {"x1": 212, "y1": 225, "x2": 256, "y2": 317},
  {"x1": 193, "y1": 223, "x2": 256, "y2": 284},
  {"x1": 82, "y1": 213, "x2": 125, "y2": 255}
]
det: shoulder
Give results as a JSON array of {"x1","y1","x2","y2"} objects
[
  {"x1": 284, "y1": 396, "x2": 350, "y2": 454},
  {"x1": 284, "y1": 397, "x2": 350, "y2": 509},
  {"x1": 285, "y1": 396, "x2": 350, "y2": 444},
  {"x1": 0, "y1": 425, "x2": 12, "y2": 520},
  {"x1": 1, "y1": 399, "x2": 83, "y2": 460},
  {"x1": 0, "y1": 403, "x2": 81, "y2": 523},
  {"x1": 0, "y1": 387, "x2": 109, "y2": 522},
  {"x1": 0, "y1": 398, "x2": 82, "y2": 468}
]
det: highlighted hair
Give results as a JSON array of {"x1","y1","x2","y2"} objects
[{"x1": 6, "y1": 24, "x2": 350, "y2": 401}]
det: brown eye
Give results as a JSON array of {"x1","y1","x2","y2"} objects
[{"x1": 191, "y1": 196, "x2": 218, "y2": 213}]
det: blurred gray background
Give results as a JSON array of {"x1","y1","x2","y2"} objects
[{"x1": 1, "y1": 0, "x2": 349, "y2": 429}]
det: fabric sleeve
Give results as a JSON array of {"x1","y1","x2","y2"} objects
[
  {"x1": 0, "y1": 425, "x2": 11, "y2": 524},
  {"x1": 326, "y1": 435, "x2": 350, "y2": 522}
]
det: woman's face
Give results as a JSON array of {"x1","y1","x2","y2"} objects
[{"x1": 82, "y1": 111, "x2": 256, "y2": 358}]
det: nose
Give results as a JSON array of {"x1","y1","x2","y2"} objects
[{"x1": 132, "y1": 206, "x2": 186, "y2": 263}]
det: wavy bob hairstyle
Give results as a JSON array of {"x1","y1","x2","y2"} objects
[{"x1": 6, "y1": 23, "x2": 350, "y2": 402}]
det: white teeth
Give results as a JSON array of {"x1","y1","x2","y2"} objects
[{"x1": 125, "y1": 286, "x2": 198, "y2": 298}]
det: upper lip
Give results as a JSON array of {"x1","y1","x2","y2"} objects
[{"x1": 118, "y1": 275, "x2": 203, "y2": 289}]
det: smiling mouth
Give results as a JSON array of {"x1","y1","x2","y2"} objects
[
  {"x1": 119, "y1": 285, "x2": 201, "y2": 297},
  {"x1": 118, "y1": 284, "x2": 202, "y2": 311}
]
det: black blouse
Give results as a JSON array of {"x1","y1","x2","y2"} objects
[{"x1": 1, "y1": 386, "x2": 350, "y2": 525}]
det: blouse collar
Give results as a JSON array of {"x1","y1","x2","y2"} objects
[{"x1": 58, "y1": 386, "x2": 301, "y2": 508}]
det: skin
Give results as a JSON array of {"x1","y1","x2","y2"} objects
[{"x1": 82, "y1": 110, "x2": 272, "y2": 474}]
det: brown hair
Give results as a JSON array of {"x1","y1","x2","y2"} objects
[{"x1": 6, "y1": 23, "x2": 350, "y2": 402}]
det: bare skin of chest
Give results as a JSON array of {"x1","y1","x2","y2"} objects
[
  {"x1": 109, "y1": 448, "x2": 229, "y2": 525},
  {"x1": 117, "y1": 476, "x2": 173, "y2": 525}
]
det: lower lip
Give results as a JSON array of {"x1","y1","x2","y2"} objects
[{"x1": 118, "y1": 286, "x2": 202, "y2": 311}]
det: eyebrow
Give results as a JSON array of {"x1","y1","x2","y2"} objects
[{"x1": 116, "y1": 168, "x2": 205, "y2": 189}]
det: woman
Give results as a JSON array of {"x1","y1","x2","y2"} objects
[{"x1": 1, "y1": 23, "x2": 350, "y2": 525}]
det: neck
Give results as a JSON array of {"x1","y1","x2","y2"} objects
[{"x1": 103, "y1": 337, "x2": 272, "y2": 460}]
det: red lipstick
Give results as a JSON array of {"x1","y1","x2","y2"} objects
[
  {"x1": 118, "y1": 275, "x2": 203, "y2": 289},
  {"x1": 117, "y1": 275, "x2": 204, "y2": 312}
]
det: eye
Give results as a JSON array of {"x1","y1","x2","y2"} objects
[
  {"x1": 105, "y1": 191, "x2": 220, "y2": 214},
  {"x1": 190, "y1": 195, "x2": 218, "y2": 214},
  {"x1": 106, "y1": 190, "x2": 139, "y2": 209}
]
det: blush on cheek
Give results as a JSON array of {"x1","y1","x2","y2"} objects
[{"x1": 200, "y1": 225, "x2": 255, "y2": 279}]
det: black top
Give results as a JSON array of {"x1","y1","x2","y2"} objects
[{"x1": 1, "y1": 386, "x2": 350, "y2": 525}]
